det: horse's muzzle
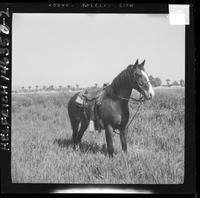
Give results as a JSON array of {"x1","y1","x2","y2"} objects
[{"x1": 143, "y1": 90, "x2": 154, "y2": 100}]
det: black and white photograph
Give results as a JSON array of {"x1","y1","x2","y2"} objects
[{"x1": 0, "y1": 2, "x2": 196, "y2": 194}]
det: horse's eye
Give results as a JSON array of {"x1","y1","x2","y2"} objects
[{"x1": 138, "y1": 78, "x2": 144, "y2": 86}]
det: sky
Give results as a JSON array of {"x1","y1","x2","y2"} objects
[{"x1": 12, "y1": 13, "x2": 185, "y2": 89}]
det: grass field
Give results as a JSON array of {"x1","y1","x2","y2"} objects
[{"x1": 11, "y1": 87, "x2": 185, "y2": 184}]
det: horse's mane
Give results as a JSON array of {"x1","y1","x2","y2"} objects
[
  {"x1": 105, "y1": 64, "x2": 137, "y2": 97},
  {"x1": 111, "y1": 64, "x2": 136, "y2": 89}
]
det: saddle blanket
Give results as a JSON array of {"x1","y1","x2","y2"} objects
[{"x1": 75, "y1": 95, "x2": 84, "y2": 105}]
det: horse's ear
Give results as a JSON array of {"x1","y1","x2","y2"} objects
[
  {"x1": 127, "y1": 59, "x2": 139, "y2": 71},
  {"x1": 134, "y1": 59, "x2": 139, "y2": 66},
  {"x1": 140, "y1": 59, "x2": 145, "y2": 66},
  {"x1": 138, "y1": 59, "x2": 145, "y2": 70}
]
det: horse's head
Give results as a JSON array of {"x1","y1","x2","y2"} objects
[{"x1": 127, "y1": 59, "x2": 155, "y2": 100}]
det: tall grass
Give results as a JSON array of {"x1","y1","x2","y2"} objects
[{"x1": 11, "y1": 88, "x2": 185, "y2": 184}]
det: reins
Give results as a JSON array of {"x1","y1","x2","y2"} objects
[
  {"x1": 117, "y1": 95, "x2": 144, "y2": 102},
  {"x1": 126, "y1": 101, "x2": 142, "y2": 129}
]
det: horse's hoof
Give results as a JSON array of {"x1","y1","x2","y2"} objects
[
  {"x1": 108, "y1": 152, "x2": 114, "y2": 158},
  {"x1": 109, "y1": 155, "x2": 113, "y2": 158},
  {"x1": 122, "y1": 149, "x2": 127, "y2": 154},
  {"x1": 73, "y1": 144, "x2": 79, "y2": 151}
]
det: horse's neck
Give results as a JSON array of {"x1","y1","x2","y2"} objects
[
  {"x1": 109, "y1": 71, "x2": 132, "y2": 100},
  {"x1": 114, "y1": 84, "x2": 132, "y2": 99}
]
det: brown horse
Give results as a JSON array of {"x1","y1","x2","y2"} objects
[{"x1": 68, "y1": 59, "x2": 154, "y2": 157}]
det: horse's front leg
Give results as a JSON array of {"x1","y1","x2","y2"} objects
[
  {"x1": 119, "y1": 128, "x2": 127, "y2": 153},
  {"x1": 104, "y1": 124, "x2": 114, "y2": 158}
]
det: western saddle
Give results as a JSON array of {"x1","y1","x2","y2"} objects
[
  {"x1": 75, "y1": 84, "x2": 109, "y2": 131},
  {"x1": 80, "y1": 83, "x2": 108, "y2": 103},
  {"x1": 81, "y1": 87, "x2": 101, "y2": 102}
]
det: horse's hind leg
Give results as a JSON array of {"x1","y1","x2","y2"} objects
[
  {"x1": 76, "y1": 120, "x2": 89, "y2": 145},
  {"x1": 71, "y1": 119, "x2": 80, "y2": 149}
]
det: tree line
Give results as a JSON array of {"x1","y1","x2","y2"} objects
[
  {"x1": 13, "y1": 76, "x2": 185, "y2": 93},
  {"x1": 149, "y1": 75, "x2": 185, "y2": 87}
]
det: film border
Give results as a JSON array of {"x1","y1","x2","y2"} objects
[{"x1": 0, "y1": 2, "x2": 196, "y2": 195}]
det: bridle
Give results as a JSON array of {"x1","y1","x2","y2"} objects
[
  {"x1": 138, "y1": 80, "x2": 151, "y2": 89},
  {"x1": 117, "y1": 80, "x2": 151, "y2": 103}
]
